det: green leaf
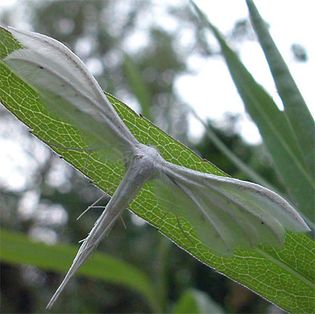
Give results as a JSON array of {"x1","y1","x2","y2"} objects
[
  {"x1": 246, "y1": 0, "x2": 315, "y2": 177},
  {"x1": 172, "y1": 289, "x2": 224, "y2": 314},
  {"x1": 190, "y1": 2, "x2": 314, "y2": 222},
  {"x1": 191, "y1": 109, "x2": 275, "y2": 190},
  {"x1": 123, "y1": 53, "x2": 152, "y2": 119},
  {"x1": 1, "y1": 27, "x2": 314, "y2": 313},
  {"x1": 0, "y1": 228, "x2": 159, "y2": 311}
]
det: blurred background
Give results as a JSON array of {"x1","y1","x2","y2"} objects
[{"x1": 0, "y1": 0, "x2": 313, "y2": 313}]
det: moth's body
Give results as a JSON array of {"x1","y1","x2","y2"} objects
[{"x1": 4, "y1": 27, "x2": 310, "y2": 309}]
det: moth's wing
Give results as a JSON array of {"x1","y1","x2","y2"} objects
[
  {"x1": 155, "y1": 162, "x2": 310, "y2": 255},
  {"x1": 41, "y1": 88, "x2": 130, "y2": 161},
  {"x1": 4, "y1": 28, "x2": 137, "y2": 159},
  {"x1": 6, "y1": 28, "x2": 132, "y2": 130},
  {"x1": 153, "y1": 173, "x2": 265, "y2": 255}
]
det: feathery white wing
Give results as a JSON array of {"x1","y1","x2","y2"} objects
[
  {"x1": 4, "y1": 27, "x2": 138, "y2": 160},
  {"x1": 156, "y1": 162, "x2": 310, "y2": 255}
]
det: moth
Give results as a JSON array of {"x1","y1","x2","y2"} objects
[{"x1": 3, "y1": 27, "x2": 310, "y2": 309}]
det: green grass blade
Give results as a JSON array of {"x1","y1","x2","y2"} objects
[
  {"x1": 1, "y1": 27, "x2": 314, "y2": 313},
  {"x1": 190, "y1": 3, "x2": 314, "y2": 222},
  {"x1": 123, "y1": 53, "x2": 152, "y2": 119},
  {"x1": 172, "y1": 289, "x2": 224, "y2": 314},
  {"x1": 0, "y1": 228, "x2": 159, "y2": 311},
  {"x1": 246, "y1": 0, "x2": 315, "y2": 176},
  {"x1": 191, "y1": 109, "x2": 275, "y2": 190}
]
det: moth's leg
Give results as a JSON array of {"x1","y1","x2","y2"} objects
[{"x1": 77, "y1": 194, "x2": 108, "y2": 220}]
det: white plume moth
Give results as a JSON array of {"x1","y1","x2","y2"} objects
[{"x1": 3, "y1": 27, "x2": 310, "y2": 309}]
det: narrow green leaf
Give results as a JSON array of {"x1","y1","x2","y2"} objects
[
  {"x1": 123, "y1": 53, "x2": 152, "y2": 119},
  {"x1": 1, "y1": 27, "x2": 314, "y2": 313},
  {"x1": 0, "y1": 228, "x2": 159, "y2": 311},
  {"x1": 191, "y1": 108, "x2": 275, "y2": 190},
  {"x1": 172, "y1": 289, "x2": 224, "y2": 314},
  {"x1": 246, "y1": 0, "x2": 315, "y2": 176},
  {"x1": 191, "y1": 3, "x2": 315, "y2": 222}
]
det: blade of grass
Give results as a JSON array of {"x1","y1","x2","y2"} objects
[
  {"x1": 190, "y1": 108, "x2": 275, "y2": 190},
  {"x1": 123, "y1": 53, "x2": 152, "y2": 119},
  {"x1": 190, "y1": 2, "x2": 315, "y2": 222},
  {"x1": 246, "y1": 0, "x2": 315, "y2": 177},
  {"x1": 172, "y1": 289, "x2": 225, "y2": 314}
]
